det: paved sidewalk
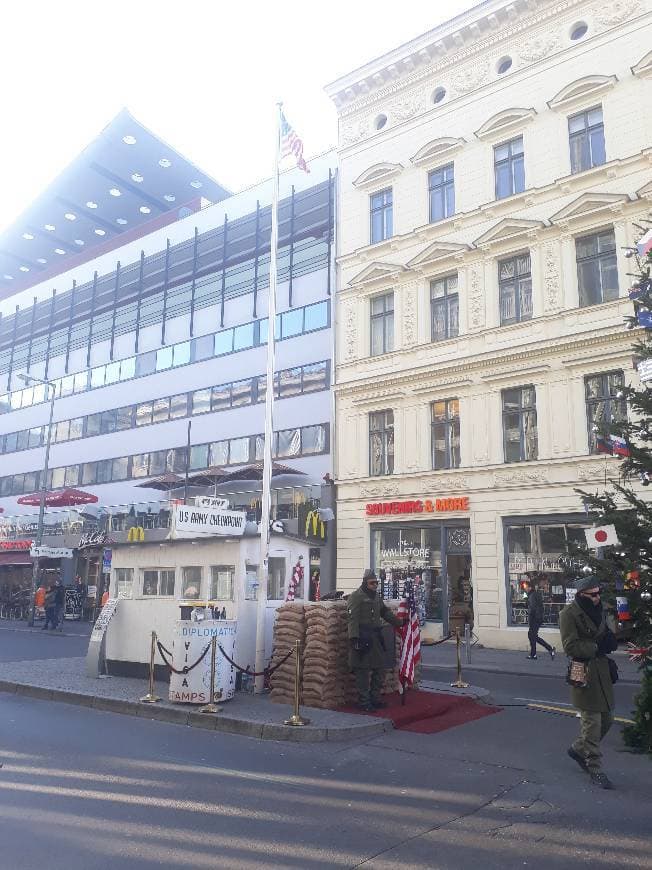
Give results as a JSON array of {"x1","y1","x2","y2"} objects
[
  {"x1": 421, "y1": 639, "x2": 641, "y2": 683},
  {"x1": 0, "y1": 655, "x2": 396, "y2": 743}
]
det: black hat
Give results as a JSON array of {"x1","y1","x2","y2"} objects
[
  {"x1": 363, "y1": 569, "x2": 377, "y2": 582},
  {"x1": 575, "y1": 575, "x2": 600, "y2": 593}
]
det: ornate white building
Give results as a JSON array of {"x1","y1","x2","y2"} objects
[{"x1": 326, "y1": 0, "x2": 652, "y2": 647}]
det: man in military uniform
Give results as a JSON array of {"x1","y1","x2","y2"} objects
[
  {"x1": 347, "y1": 569, "x2": 403, "y2": 711},
  {"x1": 559, "y1": 574, "x2": 618, "y2": 789}
]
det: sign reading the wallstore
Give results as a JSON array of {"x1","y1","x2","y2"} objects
[{"x1": 365, "y1": 497, "x2": 469, "y2": 517}]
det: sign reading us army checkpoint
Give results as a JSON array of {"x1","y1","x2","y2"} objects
[{"x1": 171, "y1": 504, "x2": 246, "y2": 538}]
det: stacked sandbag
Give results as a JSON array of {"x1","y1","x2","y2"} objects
[
  {"x1": 302, "y1": 601, "x2": 353, "y2": 709},
  {"x1": 269, "y1": 603, "x2": 306, "y2": 705}
]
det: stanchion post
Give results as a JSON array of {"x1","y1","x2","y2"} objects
[
  {"x1": 464, "y1": 622, "x2": 471, "y2": 665},
  {"x1": 140, "y1": 630, "x2": 161, "y2": 703},
  {"x1": 284, "y1": 639, "x2": 310, "y2": 726},
  {"x1": 199, "y1": 637, "x2": 222, "y2": 714},
  {"x1": 450, "y1": 631, "x2": 469, "y2": 689}
]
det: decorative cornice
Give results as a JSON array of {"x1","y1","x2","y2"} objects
[
  {"x1": 631, "y1": 48, "x2": 652, "y2": 78},
  {"x1": 352, "y1": 162, "x2": 404, "y2": 190},
  {"x1": 547, "y1": 74, "x2": 618, "y2": 112},
  {"x1": 348, "y1": 261, "x2": 406, "y2": 288},
  {"x1": 474, "y1": 107, "x2": 537, "y2": 142},
  {"x1": 406, "y1": 241, "x2": 472, "y2": 271},
  {"x1": 410, "y1": 137, "x2": 467, "y2": 167},
  {"x1": 473, "y1": 218, "x2": 547, "y2": 248},
  {"x1": 549, "y1": 191, "x2": 631, "y2": 225}
]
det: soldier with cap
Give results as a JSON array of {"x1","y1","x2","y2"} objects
[
  {"x1": 347, "y1": 569, "x2": 403, "y2": 711},
  {"x1": 559, "y1": 574, "x2": 618, "y2": 789}
]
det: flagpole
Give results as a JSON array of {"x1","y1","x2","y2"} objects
[{"x1": 254, "y1": 103, "x2": 282, "y2": 693}]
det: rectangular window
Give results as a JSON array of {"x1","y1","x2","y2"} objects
[
  {"x1": 370, "y1": 188, "x2": 393, "y2": 243},
  {"x1": 278, "y1": 367, "x2": 302, "y2": 399},
  {"x1": 151, "y1": 397, "x2": 170, "y2": 424},
  {"x1": 569, "y1": 106, "x2": 606, "y2": 174},
  {"x1": 429, "y1": 164, "x2": 455, "y2": 223},
  {"x1": 111, "y1": 457, "x2": 129, "y2": 481},
  {"x1": 280, "y1": 308, "x2": 303, "y2": 339},
  {"x1": 209, "y1": 440, "x2": 229, "y2": 467},
  {"x1": 210, "y1": 565, "x2": 234, "y2": 601},
  {"x1": 303, "y1": 301, "x2": 328, "y2": 333},
  {"x1": 131, "y1": 454, "x2": 149, "y2": 478},
  {"x1": 155, "y1": 346, "x2": 173, "y2": 371},
  {"x1": 370, "y1": 292, "x2": 394, "y2": 357},
  {"x1": 192, "y1": 388, "x2": 211, "y2": 415},
  {"x1": 233, "y1": 322, "x2": 255, "y2": 351},
  {"x1": 576, "y1": 229, "x2": 618, "y2": 307},
  {"x1": 494, "y1": 136, "x2": 525, "y2": 200},
  {"x1": 231, "y1": 379, "x2": 252, "y2": 408},
  {"x1": 369, "y1": 410, "x2": 394, "y2": 476},
  {"x1": 81, "y1": 463, "x2": 97, "y2": 485},
  {"x1": 211, "y1": 383, "x2": 231, "y2": 411},
  {"x1": 431, "y1": 399, "x2": 461, "y2": 470},
  {"x1": 142, "y1": 568, "x2": 175, "y2": 597},
  {"x1": 267, "y1": 557, "x2": 286, "y2": 600},
  {"x1": 135, "y1": 401, "x2": 153, "y2": 427},
  {"x1": 181, "y1": 566, "x2": 202, "y2": 600},
  {"x1": 301, "y1": 424, "x2": 327, "y2": 455},
  {"x1": 430, "y1": 275, "x2": 459, "y2": 341},
  {"x1": 169, "y1": 393, "x2": 188, "y2": 419},
  {"x1": 113, "y1": 567, "x2": 133, "y2": 599},
  {"x1": 116, "y1": 406, "x2": 133, "y2": 430},
  {"x1": 585, "y1": 371, "x2": 626, "y2": 453},
  {"x1": 100, "y1": 409, "x2": 117, "y2": 434},
  {"x1": 276, "y1": 427, "x2": 302, "y2": 458},
  {"x1": 229, "y1": 437, "x2": 250, "y2": 465},
  {"x1": 190, "y1": 444, "x2": 209, "y2": 469},
  {"x1": 68, "y1": 418, "x2": 84, "y2": 440},
  {"x1": 499, "y1": 253, "x2": 532, "y2": 325},
  {"x1": 172, "y1": 341, "x2": 191, "y2": 367},
  {"x1": 64, "y1": 465, "x2": 80, "y2": 486},
  {"x1": 214, "y1": 329, "x2": 234, "y2": 356},
  {"x1": 301, "y1": 361, "x2": 328, "y2": 393},
  {"x1": 502, "y1": 386, "x2": 538, "y2": 463}
]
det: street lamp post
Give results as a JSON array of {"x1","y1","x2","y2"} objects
[{"x1": 19, "y1": 374, "x2": 57, "y2": 627}]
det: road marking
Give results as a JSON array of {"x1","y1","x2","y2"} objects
[
  {"x1": 515, "y1": 697, "x2": 572, "y2": 705},
  {"x1": 527, "y1": 702, "x2": 634, "y2": 724}
]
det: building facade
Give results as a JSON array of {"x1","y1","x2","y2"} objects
[
  {"x1": 327, "y1": 0, "x2": 652, "y2": 646},
  {"x1": 0, "y1": 115, "x2": 336, "y2": 605}
]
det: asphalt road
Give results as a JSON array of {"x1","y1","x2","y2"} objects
[
  {"x1": 0, "y1": 621, "x2": 90, "y2": 662},
  {"x1": 0, "y1": 622, "x2": 649, "y2": 869}
]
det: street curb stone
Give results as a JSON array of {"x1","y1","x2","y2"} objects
[{"x1": 0, "y1": 681, "x2": 390, "y2": 743}]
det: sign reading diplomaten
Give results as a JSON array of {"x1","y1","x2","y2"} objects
[{"x1": 171, "y1": 504, "x2": 246, "y2": 539}]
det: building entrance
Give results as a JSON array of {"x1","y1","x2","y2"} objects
[{"x1": 370, "y1": 522, "x2": 471, "y2": 635}]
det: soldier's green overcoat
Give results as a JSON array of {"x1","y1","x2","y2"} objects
[
  {"x1": 559, "y1": 599, "x2": 614, "y2": 713},
  {"x1": 347, "y1": 585, "x2": 400, "y2": 670}
]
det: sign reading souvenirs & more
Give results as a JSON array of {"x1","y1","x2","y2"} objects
[
  {"x1": 171, "y1": 504, "x2": 246, "y2": 538},
  {"x1": 0, "y1": 540, "x2": 33, "y2": 551},
  {"x1": 365, "y1": 497, "x2": 469, "y2": 517}
]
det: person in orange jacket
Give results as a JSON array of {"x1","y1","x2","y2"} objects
[
  {"x1": 34, "y1": 584, "x2": 46, "y2": 614},
  {"x1": 101, "y1": 586, "x2": 110, "y2": 607}
]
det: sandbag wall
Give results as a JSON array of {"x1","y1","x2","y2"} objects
[
  {"x1": 269, "y1": 600, "x2": 413, "y2": 709},
  {"x1": 268, "y1": 603, "x2": 306, "y2": 706}
]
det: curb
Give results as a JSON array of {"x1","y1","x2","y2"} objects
[
  {"x1": 421, "y1": 663, "x2": 640, "y2": 687},
  {"x1": 0, "y1": 681, "x2": 393, "y2": 743}
]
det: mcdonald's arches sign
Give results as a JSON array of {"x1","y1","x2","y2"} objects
[
  {"x1": 299, "y1": 504, "x2": 327, "y2": 543},
  {"x1": 127, "y1": 526, "x2": 145, "y2": 543}
]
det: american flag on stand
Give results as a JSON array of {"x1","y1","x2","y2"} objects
[
  {"x1": 280, "y1": 110, "x2": 309, "y2": 173},
  {"x1": 397, "y1": 580, "x2": 421, "y2": 689}
]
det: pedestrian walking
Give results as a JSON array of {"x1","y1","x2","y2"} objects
[
  {"x1": 347, "y1": 569, "x2": 404, "y2": 711},
  {"x1": 559, "y1": 575, "x2": 618, "y2": 789},
  {"x1": 524, "y1": 578, "x2": 555, "y2": 660},
  {"x1": 42, "y1": 583, "x2": 57, "y2": 630}
]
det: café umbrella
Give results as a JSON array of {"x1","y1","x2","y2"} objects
[{"x1": 16, "y1": 488, "x2": 99, "y2": 508}]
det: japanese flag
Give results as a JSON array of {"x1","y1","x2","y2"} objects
[{"x1": 585, "y1": 525, "x2": 619, "y2": 548}]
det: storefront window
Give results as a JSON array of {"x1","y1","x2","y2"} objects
[
  {"x1": 506, "y1": 520, "x2": 590, "y2": 626},
  {"x1": 371, "y1": 526, "x2": 443, "y2": 620}
]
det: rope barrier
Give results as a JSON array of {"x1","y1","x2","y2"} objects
[
  {"x1": 156, "y1": 639, "x2": 211, "y2": 675},
  {"x1": 217, "y1": 643, "x2": 294, "y2": 679}
]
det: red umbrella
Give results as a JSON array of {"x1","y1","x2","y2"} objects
[{"x1": 17, "y1": 488, "x2": 99, "y2": 508}]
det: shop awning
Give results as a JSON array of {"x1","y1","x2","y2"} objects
[{"x1": 0, "y1": 552, "x2": 33, "y2": 566}]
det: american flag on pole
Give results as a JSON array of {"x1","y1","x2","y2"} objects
[
  {"x1": 280, "y1": 110, "x2": 309, "y2": 174},
  {"x1": 397, "y1": 580, "x2": 421, "y2": 688}
]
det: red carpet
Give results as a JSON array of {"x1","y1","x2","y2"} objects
[{"x1": 339, "y1": 690, "x2": 500, "y2": 734}]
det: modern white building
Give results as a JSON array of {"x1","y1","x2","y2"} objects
[
  {"x1": 0, "y1": 110, "x2": 336, "y2": 606},
  {"x1": 326, "y1": 0, "x2": 652, "y2": 647}
]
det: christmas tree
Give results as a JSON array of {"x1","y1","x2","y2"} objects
[{"x1": 572, "y1": 222, "x2": 652, "y2": 756}]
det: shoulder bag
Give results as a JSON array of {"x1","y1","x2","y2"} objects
[{"x1": 566, "y1": 658, "x2": 588, "y2": 688}]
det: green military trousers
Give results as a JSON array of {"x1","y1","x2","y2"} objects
[
  {"x1": 572, "y1": 710, "x2": 614, "y2": 772},
  {"x1": 354, "y1": 668, "x2": 384, "y2": 706}
]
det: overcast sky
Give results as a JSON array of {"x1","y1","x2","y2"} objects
[{"x1": 0, "y1": 1, "x2": 476, "y2": 232}]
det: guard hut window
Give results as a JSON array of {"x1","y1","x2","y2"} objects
[
  {"x1": 210, "y1": 566, "x2": 234, "y2": 601},
  {"x1": 113, "y1": 568, "x2": 134, "y2": 599},
  {"x1": 585, "y1": 371, "x2": 626, "y2": 453},
  {"x1": 142, "y1": 568, "x2": 175, "y2": 597},
  {"x1": 268, "y1": 557, "x2": 286, "y2": 600},
  {"x1": 181, "y1": 566, "x2": 202, "y2": 600}
]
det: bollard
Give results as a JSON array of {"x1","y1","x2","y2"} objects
[
  {"x1": 450, "y1": 631, "x2": 469, "y2": 689},
  {"x1": 199, "y1": 637, "x2": 222, "y2": 714},
  {"x1": 464, "y1": 622, "x2": 471, "y2": 665},
  {"x1": 284, "y1": 639, "x2": 310, "y2": 726},
  {"x1": 140, "y1": 630, "x2": 161, "y2": 703}
]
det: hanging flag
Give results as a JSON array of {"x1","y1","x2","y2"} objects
[
  {"x1": 616, "y1": 596, "x2": 631, "y2": 621},
  {"x1": 584, "y1": 524, "x2": 620, "y2": 548},
  {"x1": 596, "y1": 434, "x2": 630, "y2": 457},
  {"x1": 636, "y1": 228, "x2": 652, "y2": 258},
  {"x1": 398, "y1": 580, "x2": 421, "y2": 688},
  {"x1": 637, "y1": 310, "x2": 652, "y2": 329},
  {"x1": 280, "y1": 110, "x2": 309, "y2": 174},
  {"x1": 286, "y1": 558, "x2": 304, "y2": 602}
]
